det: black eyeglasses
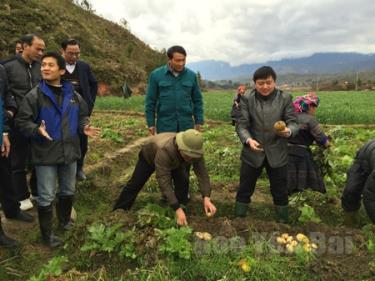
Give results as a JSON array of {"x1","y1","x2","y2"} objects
[{"x1": 66, "y1": 52, "x2": 80, "y2": 57}]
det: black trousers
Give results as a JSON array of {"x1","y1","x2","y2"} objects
[
  {"x1": 0, "y1": 156, "x2": 21, "y2": 217},
  {"x1": 341, "y1": 161, "x2": 367, "y2": 212},
  {"x1": 77, "y1": 133, "x2": 88, "y2": 170},
  {"x1": 9, "y1": 127, "x2": 37, "y2": 200},
  {"x1": 236, "y1": 159, "x2": 288, "y2": 206},
  {"x1": 342, "y1": 161, "x2": 375, "y2": 223},
  {"x1": 113, "y1": 152, "x2": 189, "y2": 210}
]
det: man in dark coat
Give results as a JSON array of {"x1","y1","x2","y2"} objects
[
  {"x1": 14, "y1": 40, "x2": 23, "y2": 55},
  {"x1": 4, "y1": 34, "x2": 45, "y2": 210},
  {"x1": 0, "y1": 89, "x2": 18, "y2": 248},
  {"x1": 1, "y1": 64, "x2": 28, "y2": 248},
  {"x1": 0, "y1": 64, "x2": 34, "y2": 225},
  {"x1": 342, "y1": 140, "x2": 375, "y2": 225},
  {"x1": 61, "y1": 39, "x2": 98, "y2": 181},
  {"x1": 235, "y1": 66, "x2": 298, "y2": 223},
  {"x1": 15, "y1": 52, "x2": 100, "y2": 247},
  {"x1": 0, "y1": 39, "x2": 24, "y2": 65}
]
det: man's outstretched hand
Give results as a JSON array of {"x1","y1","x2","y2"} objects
[
  {"x1": 38, "y1": 120, "x2": 53, "y2": 141},
  {"x1": 84, "y1": 125, "x2": 101, "y2": 138}
]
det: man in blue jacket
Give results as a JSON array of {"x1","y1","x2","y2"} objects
[
  {"x1": 15, "y1": 52, "x2": 100, "y2": 247},
  {"x1": 61, "y1": 39, "x2": 98, "y2": 181},
  {"x1": 145, "y1": 45, "x2": 204, "y2": 204}
]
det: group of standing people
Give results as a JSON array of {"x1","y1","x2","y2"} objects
[
  {"x1": 112, "y1": 49, "x2": 327, "y2": 225},
  {"x1": 230, "y1": 69, "x2": 375, "y2": 226},
  {"x1": 2, "y1": 40, "x2": 375, "y2": 250},
  {"x1": 135, "y1": 46, "x2": 375, "y2": 228},
  {"x1": 229, "y1": 68, "x2": 330, "y2": 223},
  {"x1": 0, "y1": 34, "x2": 98, "y2": 248}
]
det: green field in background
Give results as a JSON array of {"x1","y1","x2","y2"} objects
[{"x1": 95, "y1": 91, "x2": 375, "y2": 124}]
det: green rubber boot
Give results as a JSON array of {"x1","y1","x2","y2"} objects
[
  {"x1": 275, "y1": 205, "x2": 289, "y2": 224},
  {"x1": 234, "y1": 201, "x2": 248, "y2": 217}
]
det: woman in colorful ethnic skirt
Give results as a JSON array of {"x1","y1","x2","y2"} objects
[{"x1": 287, "y1": 92, "x2": 330, "y2": 194}]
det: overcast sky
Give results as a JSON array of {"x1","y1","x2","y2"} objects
[{"x1": 90, "y1": 0, "x2": 375, "y2": 65}]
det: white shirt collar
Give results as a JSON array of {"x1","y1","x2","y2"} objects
[{"x1": 66, "y1": 63, "x2": 76, "y2": 74}]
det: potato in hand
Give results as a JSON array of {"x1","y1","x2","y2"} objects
[{"x1": 274, "y1": 121, "x2": 286, "y2": 132}]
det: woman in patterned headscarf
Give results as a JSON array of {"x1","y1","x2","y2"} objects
[{"x1": 287, "y1": 92, "x2": 330, "y2": 194}]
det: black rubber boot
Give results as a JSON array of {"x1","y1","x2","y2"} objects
[
  {"x1": 234, "y1": 201, "x2": 248, "y2": 217},
  {"x1": 6, "y1": 210, "x2": 34, "y2": 223},
  {"x1": 275, "y1": 205, "x2": 289, "y2": 224},
  {"x1": 56, "y1": 196, "x2": 74, "y2": 231},
  {"x1": 0, "y1": 220, "x2": 19, "y2": 248},
  {"x1": 38, "y1": 205, "x2": 62, "y2": 248}
]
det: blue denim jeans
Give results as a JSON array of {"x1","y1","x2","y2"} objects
[{"x1": 35, "y1": 162, "x2": 77, "y2": 207}]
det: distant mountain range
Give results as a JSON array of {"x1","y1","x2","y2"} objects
[{"x1": 187, "y1": 53, "x2": 375, "y2": 81}]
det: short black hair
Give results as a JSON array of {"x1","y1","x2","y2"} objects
[
  {"x1": 41, "y1": 51, "x2": 66, "y2": 70},
  {"x1": 253, "y1": 66, "x2": 277, "y2": 82},
  {"x1": 15, "y1": 39, "x2": 23, "y2": 45},
  {"x1": 167, "y1": 45, "x2": 186, "y2": 59},
  {"x1": 21, "y1": 34, "x2": 42, "y2": 46},
  {"x1": 61, "y1": 39, "x2": 80, "y2": 50}
]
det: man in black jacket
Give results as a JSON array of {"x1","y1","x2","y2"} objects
[
  {"x1": 61, "y1": 39, "x2": 98, "y2": 181},
  {"x1": 15, "y1": 52, "x2": 100, "y2": 247},
  {"x1": 0, "y1": 64, "x2": 34, "y2": 225},
  {"x1": 342, "y1": 140, "x2": 375, "y2": 225},
  {"x1": 235, "y1": 66, "x2": 298, "y2": 223},
  {"x1": 0, "y1": 39, "x2": 24, "y2": 65},
  {"x1": 4, "y1": 34, "x2": 45, "y2": 210},
  {"x1": 1, "y1": 64, "x2": 30, "y2": 248},
  {"x1": 0, "y1": 85, "x2": 18, "y2": 248},
  {"x1": 15, "y1": 40, "x2": 23, "y2": 55}
]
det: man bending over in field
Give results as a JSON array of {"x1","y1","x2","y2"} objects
[
  {"x1": 342, "y1": 140, "x2": 375, "y2": 225},
  {"x1": 113, "y1": 129, "x2": 217, "y2": 226}
]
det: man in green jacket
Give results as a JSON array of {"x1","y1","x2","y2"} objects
[
  {"x1": 113, "y1": 129, "x2": 217, "y2": 226},
  {"x1": 145, "y1": 46, "x2": 204, "y2": 204},
  {"x1": 145, "y1": 45, "x2": 203, "y2": 134},
  {"x1": 235, "y1": 66, "x2": 298, "y2": 223}
]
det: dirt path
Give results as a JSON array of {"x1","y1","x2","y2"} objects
[{"x1": 85, "y1": 136, "x2": 149, "y2": 176}]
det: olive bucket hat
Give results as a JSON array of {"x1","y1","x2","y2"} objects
[{"x1": 176, "y1": 129, "x2": 204, "y2": 158}]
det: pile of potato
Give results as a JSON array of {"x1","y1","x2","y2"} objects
[
  {"x1": 276, "y1": 233, "x2": 318, "y2": 253},
  {"x1": 194, "y1": 231, "x2": 212, "y2": 241}
]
